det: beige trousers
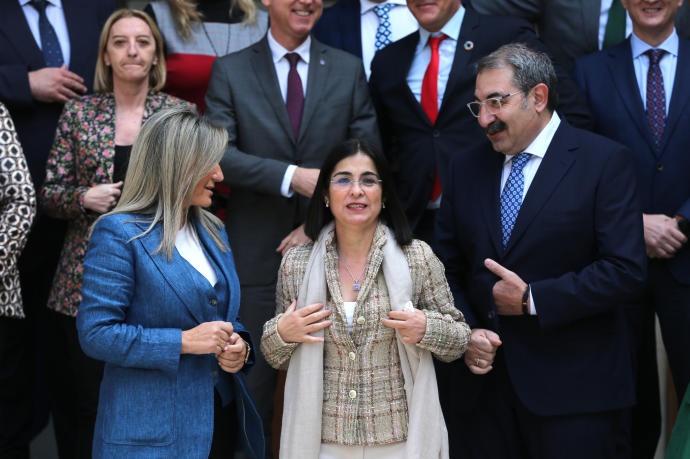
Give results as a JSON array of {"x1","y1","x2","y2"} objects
[{"x1": 318, "y1": 442, "x2": 406, "y2": 459}]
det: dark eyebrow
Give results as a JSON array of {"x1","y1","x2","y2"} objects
[
  {"x1": 486, "y1": 91, "x2": 503, "y2": 99},
  {"x1": 332, "y1": 171, "x2": 353, "y2": 177}
]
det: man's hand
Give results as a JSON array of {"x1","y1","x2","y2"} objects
[
  {"x1": 464, "y1": 328, "x2": 502, "y2": 375},
  {"x1": 83, "y1": 182, "x2": 123, "y2": 214},
  {"x1": 382, "y1": 309, "x2": 427, "y2": 343},
  {"x1": 643, "y1": 213, "x2": 687, "y2": 258},
  {"x1": 217, "y1": 332, "x2": 247, "y2": 373},
  {"x1": 28, "y1": 64, "x2": 87, "y2": 103},
  {"x1": 277, "y1": 300, "x2": 332, "y2": 343},
  {"x1": 290, "y1": 167, "x2": 319, "y2": 198},
  {"x1": 276, "y1": 224, "x2": 311, "y2": 256},
  {"x1": 484, "y1": 258, "x2": 527, "y2": 315}
]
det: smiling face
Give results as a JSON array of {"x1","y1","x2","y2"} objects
[
  {"x1": 326, "y1": 153, "x2": 383, "y2": 232},
  {"x1": 262, "y1": 0, "x2": 323, "y2": 50},
  {"x1": 407, "y1": 0, "x2": 461, "y2": 32},
  {"x1": 103, "y1": 17, "x2": 157, "y2": 87},
  {"x1": 189, "y1": 164, "x2": 224, "y2": 208},
  {"x1": 621, "y1": 0, "x2": 683, "y2": 45}
]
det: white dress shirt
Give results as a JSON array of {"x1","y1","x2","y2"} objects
[
  {"x1": 407, "y1": 5, "x2": 465, "y2": 109},
  {"x1": 630, "y1": 30, "x2": 678, "y2": 114},
  {"x1": 598, "y1": 0, "x2": 633, "y2": 50},
  {"x1": 19, "y1": 0, "x2": 71, "y2": 67},
  {"x1": 499, "y1": 111, "x2": 562, "y2": 315},
  {"x1": 266, "y1": 29, "x2": 311, "y2": 197},
  {"x1": 175, "y1": 224, "x2": 218, "y2": 286},
  {"x1": 360, "y1": 0, "x2": 418, "y2": 79}
]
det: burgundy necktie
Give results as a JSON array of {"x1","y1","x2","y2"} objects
[
  {"x1": 645, "y1": 49, "x2": 667, "y2": 151},
  {"x1": 285, "y1": 53, "x2": 304, "y2": 139}
]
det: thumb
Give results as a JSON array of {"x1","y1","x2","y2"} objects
[
  {"x1": 286, "y1": 299, "x2": 297, "y2": 313},
  {"x1": 114, "y1": 181, "x2": 124, "y2": 188}
]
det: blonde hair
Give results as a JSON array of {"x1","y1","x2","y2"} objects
[
  {"x1": 93, "y1": 9, "x2": 167, "y2": 93},
  {"x1": 98, "y1": 107, "x2": 228, "y2": 259},
  {"x1": 166, "y1": 0, "x2": 258, "y2": 39}
]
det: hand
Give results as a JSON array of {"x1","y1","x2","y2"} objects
[
  {"x1": 381, "y1": 309, "x2": 427, "y2": 343},
  {"x1": 291, "y1": 167, "x2": 319, "y2": 198},
  {"x1": 643, "y1": 214, "x2": 687, "y2": 258},
  {"x1": 83, "y1": 182, "x2": 123, "y2": 214},
  {"x1": 181, "y1": 321, "x2": 234, "y2": 355},
  {"x1": 277, "y1": 300, "x2": 331, "y2": 343},
  {"x1": 276, "y1": 224, "x2": 311, "y2": 256},
  {"x1": 217, "y1": 332, "x2": 247, "y2": 373},
  {"x1": 464, "y1": 328, "x2": 502, "y2": 375},
  {"x1": 484, "y1": 258, "x2": 527, "y2": 315},
  {"x1": 28, "y1": 64, "x2": 87, "y2": 103}
]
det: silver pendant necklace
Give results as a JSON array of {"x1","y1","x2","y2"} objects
[{"x1": 339, "y1": 256, "x2": 367, "y2": 291}]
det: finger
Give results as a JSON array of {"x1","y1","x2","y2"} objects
[
  {"x1": 276, "y1": 235, "x2": 289, "y2": 253},
  {"x1": 381, "y1": 318, "x2": 406, "y2": 329},
  {"x1": 57, "y1": 84, "x2": 82, "y2": 100},
  {"x1": 285, "y1": 299, "x2": 297, "y2": 314},
  {"x1": 387, "y1": 310, "x2": 412, "y2": 320},
  {"x1": 296, "y1": 302, "x2": 325, "y2": 316},
  {"x1": 484, "y1": 258, "x2": 512, "y2": 280},
  {"x1": 224, "y1": 341, "x2": 244, "y2": 353},
  {"x1": 304, "y1": 319, "x2": 332, "y2": 334},
  {"x1": 113, "y1": 181, "x2": 124, "y2": 188},
  {"x1": 62, "y1": 68, "x2": 85, "y2": 84},
  {"x1": 300, "y1": 335, "x2": 325, "y2": 343},
  {"x1": 303, "y1": 309, "x2": 332, "y2": 325},
  {"x1": 468, "y1": 364, "x2": 493, "y2": 375},
  {"x1": 482, "y1": 329, "x2": 503, "y2": 347},
  {"x1": 228, "y1": 333, "x2": 240, "y2": 344},
  {"x1": 218, "y1": 321, "x2": 234, "y2": 335}
]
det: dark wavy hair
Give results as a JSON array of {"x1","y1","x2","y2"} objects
[{"x1": 304, "y1": 139, "x2": 413, "y2": 246}]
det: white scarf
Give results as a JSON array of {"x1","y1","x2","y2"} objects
[{"x1": 279, "y1": 222, "x2": 449, "y2": 458}]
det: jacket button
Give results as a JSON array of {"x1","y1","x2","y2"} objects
[
  {"x1": 210, "y1": 298, "x2": 217, "y2": 306},
  {"x1": 656, "y1": 162, "x2": 663, "y2": 171},
  {"x1": 487, "y1": 311, "x2": 495, "y2": 319},
  {"x1": 212, "y1": 370, "x2": 217, "y2": 378},
  {"x1": 433, "y1": 130, "x2": 440, "y2": 138},
  {"x1": 356, "y1": 316, "x2": 365, "y2": 325},
  {"x1": 349, "y1": 390, "x2": 357, "y2": 399},
  {"x1": 349, "y1": 351, "x2": 356, "y2": 361}
]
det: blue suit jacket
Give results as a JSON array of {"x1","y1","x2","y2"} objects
[
  {"x1": 312, "y1": 0, "x2": 363, "y2": 58},
  {"x1": 572, "y1": 37, "x2": 690, "y2": 284},
  {"x1": 436, "y1": 121, "x2": 647, "y2": 416},
  {"x1": 77, "y1": 213, "x2": 264, "y2": 459}
]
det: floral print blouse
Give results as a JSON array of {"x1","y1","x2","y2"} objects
[{"x1": 40, "y1": 91, "x2": 193, "y2": 317}]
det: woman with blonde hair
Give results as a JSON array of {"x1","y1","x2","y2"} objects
[
  {"x1": 39, "y1": 9, "x2": 191, "y2": 457},
  {"x1": 78, "y1": 107, "x2": 264, "y2": 458}
]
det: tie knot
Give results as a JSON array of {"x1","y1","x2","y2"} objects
[
  {"x1": 428, "y1": 34, "x2": 447, "y2": 50},
  {"x1": 30, "y1": 0, "x2": 48, "y2": 13},
  {"x1": 285, "y1": 53, "x2": 300, "y2": 68},
  {"x1": 644, "y1": 48, "x2": 666, "y2": 65},
  {"x1": 373, "y1": 3, "x2": 394, "y2": 18},
  {"x1": 511, "y1": 152, "x2": 531, "y2": 171}
]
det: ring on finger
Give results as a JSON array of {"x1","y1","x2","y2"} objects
[{"x1": 475, "y1": 358, "x2": 480, "y2": 367}]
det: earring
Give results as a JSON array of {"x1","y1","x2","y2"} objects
[
  {"x1": 325, "y1": 200, "x2": 329, "y2": 208},
  {"x1": 382, "y1": 202, "x2": 386, "y2": 209}
]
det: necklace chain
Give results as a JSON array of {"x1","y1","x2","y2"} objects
[
  {"x1": 339, "y1": 255, "x2": 367, "y2": 292},
  {"x1": 200, "y1": 22, "x2": 231, "y2": 58}
]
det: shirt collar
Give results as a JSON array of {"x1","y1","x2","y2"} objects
[
  {"x1": 630, "y1": 28, "x2": 679, "y2": 59},
  {"x1": 418, "y1": 4, "x2": 464, "y2": 47},
  {"x1": 267, "y1": 28, "x2": 312, "y2": 65},
  {"x1": 360, "y1": 0, "x2": 408, "y2": 15},
  {"x1": 20, "y1": 0, "x2": 63, "y2": 7},
  {"x1": 503, "y1": 111, "x2": 561, "y2": 164}
]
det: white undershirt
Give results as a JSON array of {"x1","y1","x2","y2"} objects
[
  {"x1": 343, "y1": 301, "x2": 357, "y2": 333},
  {"x1": 175, "y1": 224, "x2": 217, "y2": 286}
]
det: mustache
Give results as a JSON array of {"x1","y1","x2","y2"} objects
[{"x1": 484, "y1": 120, "x2": 507, "y2": 136}]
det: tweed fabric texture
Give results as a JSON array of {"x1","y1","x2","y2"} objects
[
  {"x1": 262, "y1": 224, "x2": 469, "y2": 446},
  {"x1": 39, "y1": 91, "x2": 193, "y2": 317},
  {"x1": 0, "y1": 103, "x2": 36, "y2": 318}
]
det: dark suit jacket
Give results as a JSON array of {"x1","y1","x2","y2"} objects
[
  {"x1": 313, "y1": 0, "x2": 363, "y2": 58},
  {"x1": 369, "y1": 8, "x2": 592, "y2": 234},
  {"x1": 0, "y1": 0, "x2": 114, "y2": 191},
  {"x1": 205, "y1": 36, "x2": 380, "y2": 286},
  {"x1": 572, "y1": 37, "x2": 690, "y2": 284},
  {"x1": 436, "y1": 120, "x2": 646, "y2": 416}
]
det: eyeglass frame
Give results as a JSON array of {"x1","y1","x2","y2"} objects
[
  {"x1": 329, "y1": 176, "x2": 383, "y2": 189},
  {"x1": 466, "y1": 91, "x2": 522, "y2": 118}
]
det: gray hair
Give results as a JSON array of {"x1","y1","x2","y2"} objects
[
  {"x1": 476, "y1": 43, "x2": 558, "y2": 112},
  {"x1": 98, "y1": 107, "x2": 228, "y2": 259}
]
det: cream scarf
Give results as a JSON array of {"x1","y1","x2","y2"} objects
[{"x1": 279, "y1": 222, "x2": 449, "y2": 458}]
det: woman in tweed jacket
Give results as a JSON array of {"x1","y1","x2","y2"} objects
[
  {"x1": 262, "y1": 139, "x2": 471, "y2": 458},
  {"x1": 38, "y1": 10, "x2": 191, "y2": 457}
]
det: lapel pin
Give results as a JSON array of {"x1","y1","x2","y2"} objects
[
  {"x1": 464, "y1": 40, "x2": 474, "y2": 51},
  {"x1": 320, "y1": 58, "x2": 326, "y2": 66}
]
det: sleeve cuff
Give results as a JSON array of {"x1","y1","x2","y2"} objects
[{"x1": 281, "y1": 165, "x2": 298, "y2": 197}]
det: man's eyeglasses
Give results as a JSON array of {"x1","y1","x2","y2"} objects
[
  {"x1": 330, "y1": 177, "x2": 382, "y2": 190},
  {"x1": 467, "y1": 91, "x2": 521, "y2": 118}
]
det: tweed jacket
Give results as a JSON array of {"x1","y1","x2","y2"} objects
[
  {"x1": 39, "y1": 91, "x2": 192, "y2": 317},
  {"x1": 0, "y1": 102, "x2": 36, "y2": 318},
  {"x1": 262, "y1": 224, "x2": 470, "y2": 446}
]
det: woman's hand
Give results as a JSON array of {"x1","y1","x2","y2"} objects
[
  {"x1": 463, "y1": 328, "x2": 502, "y2": 375},
  {"x1": 181, "y1": 321, "x2": 234, "y2": 355},
  {"x1": 83, "y1": 182, "x2": 123, "y2": 213},
  {"x1": 277, "y1": 300, "x2": 331, "y2": 343},
  {"x1": 217, "y1": 333, "x2": 247, "y2": 373},
  {"x1": 382, "y1": 309, "x2": 427, "y2": 343}
]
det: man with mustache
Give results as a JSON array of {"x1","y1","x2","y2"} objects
[
  {"x1": 204, "y1": 0, "x2": 380, "y2": 454},
  {"x1": 436, "y1": 43, "x2": 647, "y2": 458}
]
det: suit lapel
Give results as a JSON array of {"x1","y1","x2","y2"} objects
[
  {"x1": 299, "y1": 39, "x2": 330, "y2": 140},
  {"x1": 1, "y1": 2, "x2": 45, "y2": 69},
  {"x1": 398, "y1": 32, "x2": 433, "y2": 126},
  {"x1": 135, "y1": 221, "x2": 205, "y2": 324},
  {"x1": 440, "y1": 8, "x2": 478, "y2": 117},
  {"x1": 606, "y1": 41, "x2": 657, "y2": 153},
  {"x1": 659, "y1": 38, "x2": 690, "y2": 154},
  {"x1": 503, "y1": 122, "x2": 576, "y2": 255},
  {"x1": 250, "y1": 38, "x2": 296, "y2": 144},
  {"x1": 480, "y1": 151, "x2": 505, "y2": 255}
]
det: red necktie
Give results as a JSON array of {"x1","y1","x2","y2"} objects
[{"x1": 421, "y1": 35, "x2": 447, "y2": 201}]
